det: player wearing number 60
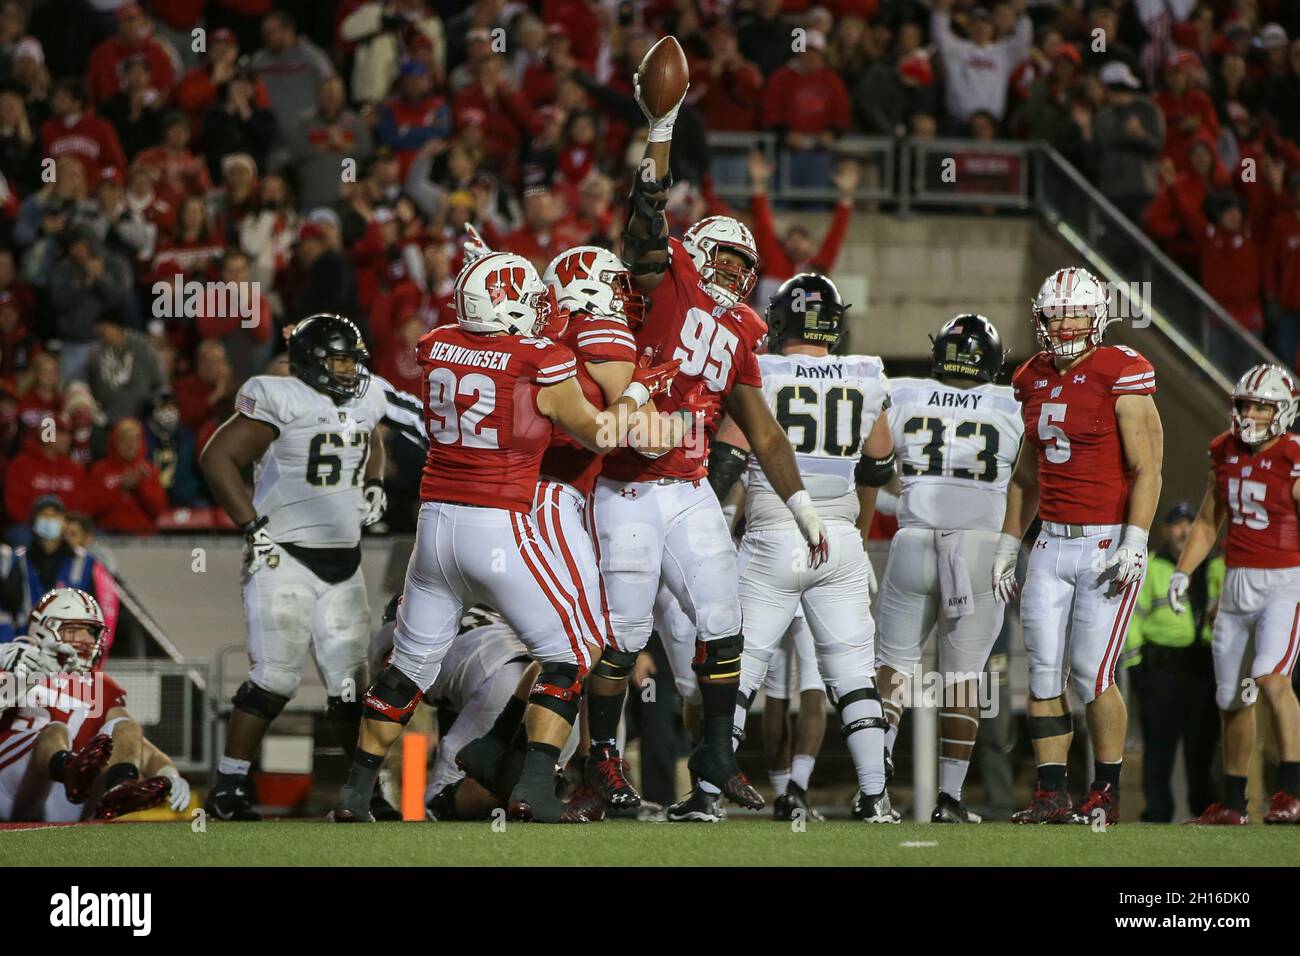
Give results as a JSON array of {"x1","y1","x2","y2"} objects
[
  {"x1": 994, "y1": 267, "x2": 1163, "y2": 826},
  {"x1": 200, "y1": 314, "x2": 390, "y2": 822},
  {"x1": 1171, "y1": 364, "x2": 1300, "y2": 825}
]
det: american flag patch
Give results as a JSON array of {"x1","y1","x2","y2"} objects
[{"x1": 235, "y1": 393, "x2": 257, "y2": 416}]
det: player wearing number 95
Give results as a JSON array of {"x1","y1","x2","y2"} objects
[
  {"x1": 331, "y1": 251, "x2": 682, "y2": 824},
  {"x1": 1172, "y1": 364, "x2": 1300, "y2": 825},
  {"x1": 994, "y1": 267, "x2": 1163, "y2": 826},
  {"x1": 200, "y1": 314, "x2": 390, "y2": 822},
  {"x1": 588, "y1": 66, "x2": 831, "y2": 815}
]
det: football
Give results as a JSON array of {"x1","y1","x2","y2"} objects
[{"x1": 637, "y1": 35, "x2": 689, "y2": 118}]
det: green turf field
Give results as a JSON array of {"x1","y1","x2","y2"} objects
[{"x1": 4, "y1": 819, "x2": 1299, "y2": 866}]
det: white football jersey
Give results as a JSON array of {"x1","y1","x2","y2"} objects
[
  {"x1": 426, "y1": 623, "x2": 529, "y2": 712},
  {"x1": 745, "y1": 352, "x2": 890, "y2": 530},
  {"x1": 235, "y1": 375, "x2": 387, "y2": 547},
  {"x1": 887, "y1": 376, "x2": 1023, "y2": 531}
]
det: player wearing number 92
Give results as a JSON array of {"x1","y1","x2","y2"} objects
[
  {"x1": 996, "y1": 267, "x2": 1164, "y2": 826},
  {"x1": 1172, "y1": 364, "x2": 1300, "y2": 825},
  {"x1": 199, "y1": 314, "x2": 390, "y2": 822},
  {"x1": 331, "y1": 251, "x2": 682, "y2": 824},
  {"x1": 874, "y1": 313, "x2": 1022, "y2": 825}
]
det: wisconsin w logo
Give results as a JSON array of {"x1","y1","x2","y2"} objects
[
  {"x1": 487, "y1": 267, "x2": 527, "y2": 305},
  {"x1": 553, "y1": 249, "x2": 598, "y2": 286}
]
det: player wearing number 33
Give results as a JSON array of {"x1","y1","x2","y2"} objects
[
  {"x1": 1171, "y1": 364, "x2": 1300, "y2": 825},
  {"x1": 200, "y1": 314, "x2": 389, "y2": 822},
  {"x1": 994, "y1": 267, "x2": 1164, "y2": 826}
]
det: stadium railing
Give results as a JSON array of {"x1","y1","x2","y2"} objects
[{"x1": 106, "y1": 661, "x2": 209, "y2": 774}]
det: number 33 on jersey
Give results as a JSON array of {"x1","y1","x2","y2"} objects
[{"x1": 1012, "y1": 344, "x2": 1156, "y2": 525}]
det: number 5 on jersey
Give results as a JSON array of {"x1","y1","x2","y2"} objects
[
  {"x1": 673, "y1": 308, "x2": 737, "y2": 392},
  {"x1": 1038, "y1": 402, "x2": 1070, "y2": 463}
]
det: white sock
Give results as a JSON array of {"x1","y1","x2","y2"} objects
[
  {"x1": 884, "y1": 722, "x2": 899, "y2": 756},
  {"x1": 939, "y1": 756, "x2": 969, "y2": 801},
  {"x1": 790, "y1": 753, "x2": 815, "y2": 790},
  {"x1": 841, "y1": 691, "x2": 886, "y2": 795},
  {"x1": 770, "y1": 769, "x2": 791, "y2": 796},
  {"x1": 218, "y1": 757, "x2": 251, "y2": 778}
]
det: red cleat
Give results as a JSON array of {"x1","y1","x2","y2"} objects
[
  {"x1": 63, "y1": 735, "x2": 113, "y2": 804},
  {"x1": 1184, "y1": 802, "x2": 1249, "y2": 825},
  {"x1": 94, "y1": 776, "x2": 171, "y2": 820},
  {"x1": 1072, "y1": 783, "x2": 1120, "y2": 826},
  {"x1": 563, "y1": 782, "x2": 606, "y2": 822},
  {"x1": 585, "y1": 747, "x2": 641, "y2": 809},
  {"x1": 1263, "y1": 791, "x2": 1300, "y2": 824},
  {"x1": 1010, "y1": 788, "x2": 1075, "y2": 824}
]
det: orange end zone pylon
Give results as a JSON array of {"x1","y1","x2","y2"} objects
[{"x1": 402, "y1": 733, "x2": 428, "y2": 821}]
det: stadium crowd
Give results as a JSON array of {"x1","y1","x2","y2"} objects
[{"x1": 0, "y1": 0, "x2": 1294, "y2": 543}]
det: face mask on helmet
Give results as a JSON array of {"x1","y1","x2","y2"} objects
[
  {"x1": 702, "y1": 247, "x2": 757, "y2": 308},
  {"x1": 1034, "y1": 304, "x2": 1100, "y2": 358},
  {"x1": 29, "y1": 589, "x2": 106, "y2": 673},
  {"x1": 1032, "y1": 269, "x2": 1109, "y2": 359},
  {"x1": 55, "y1": 621, "x2": 106, "y2": 672},
  {"x1": 1232, "y1": 400, "x2": 1279, "y2": 445}
]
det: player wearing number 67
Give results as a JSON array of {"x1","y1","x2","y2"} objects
[
  {"x1": 1172, "y1": 364, "x2": 1300, "y2": 825},
  {"x1": 875, "y1": 313, "x2": 1022, "y2": 824},
  {"x1": 200, "y1": 314, "x2": 390, "y2": 822},
  {"x1": 995, "y1": 267, "x2": 1163, "y2": 826}
]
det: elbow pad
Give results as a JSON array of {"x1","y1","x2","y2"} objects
[
  {"x1": 707, "y1": 442, "x2": 749, "y2": 501},
  {"x1": 854, "y1": 451, "x2": 896, "y2": 488},
  {"x1": 620, "y1": 170, "x2": 673, "y2": 275}
]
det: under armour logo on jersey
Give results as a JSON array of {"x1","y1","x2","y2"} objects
[
  {"x1": 1050, "y1": 386, "x2": 1063, "y2": 398},
  {"x1": 1228, "y1": 456, "x2": 1238, "y2": 463},
  {"x1": 1073, "y1": 374, "x2": 1087, "y2": 383},
  {"x1": 1243, "y1": 466, "x2": 1252, "y2": 477},
  {"x1": 619, "y1": 487, "x2": 638, "y2": 499},
  {"x1": 1261, "y1": 460, "x2": 1272, "y2": 469}
]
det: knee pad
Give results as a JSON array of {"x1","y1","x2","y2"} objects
[
  {"x1": 694, "y1": 599, "x2": 743, "y2": 641},
  {"x1": 363, "y1": 665, "x2": 424, "y2": 725},
  {"x1": 529, "y1": 661, "x2": 582, "y2": 724},
  {"x1": 232, "y1": 680, "x2": 291, "y2": 721},
  {"x1": 832, "y1": 685, "x2": 888, "y2": 740},
  {"x1": 1027, "y1": 712, "x2": 1073, "y2": 740},
  {"x1": 591, "y1": 647, "x2": 638, "y2": 682},
  {"x1": 691, "y1": 634, "x2": 744, "y2": 682}
]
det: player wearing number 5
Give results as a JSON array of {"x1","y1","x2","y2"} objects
[
  {"x1": 201, "y1": 315, "x2": 390, "y2": 821},
  {"x1": 1174, "y1": 365, "x2": 1300, "y2": 825},
  {"x1": 994, "y1": 267, "x2": 1164, "y2": 825}
]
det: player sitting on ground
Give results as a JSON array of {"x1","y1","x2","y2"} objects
[
  {"x1": 994, "y1": 267, "x2": 1163, "y2": 825},
  {"x1": 0, "y1": 589, "x2": 190, "y2": 822},
  {"x1": 876, "y1": 314, "x2": 1022, "y2": 823},
  {"x1": 1174, "y1": 364, "x2": 1300, "y2": 825}
]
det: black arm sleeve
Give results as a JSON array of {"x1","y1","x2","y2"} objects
[
  {"x1": 708, "y1": 442, "x2": 749, "y2": 501},
  {"x1": 854, "y1": 451, "x2": 896, "y2": 488}
]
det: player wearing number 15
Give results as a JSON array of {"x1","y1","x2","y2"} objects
[
  {"x1": 1174, "y1": 364, "x2": 1300, "y2": 825},
  {"x1": 201, "y1": 314, "x2": 389, "y2": 821},
  {"x1": 331, "y1": 252, "x2": 682, "y2": 824},
  {"x1": 995, "y1": 267, "x2": 1164, "y2": 826}
]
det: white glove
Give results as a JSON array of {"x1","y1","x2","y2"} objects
[
  {"x1": 1168, "y1": 570, "x2": 1190, "y2": 614},
  {"x1": 363, "y1": 480, "x2": 387, "y2": 527},
  {"x1": 462, "y1": 223, "x2": 492, "y2": 263},
  {"x1": 0, "y1": 639, "x2": 60, "y2": 680},
  {"x1": 786, "y1": 490, "x2": 829, "y2": 569},
  {"x1": 991, "y1": 532, "x2": 1021, "y2": 603},
  {"x1": 634, "y1": 72, "x2": 688, "y2": 143},
  {"x1": 160, "y1": 766, "x2": 191, "y2": 813},
  {"x1": 243, "y1": 517, "x2": 277, "y2": 575},
  {"x1": 1104, "y1": 526, "x2": 1148, "y2": 595}
]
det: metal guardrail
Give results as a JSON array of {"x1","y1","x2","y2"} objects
[
  {"x1": 903, "y1": 137, "x2": 1033, "y2": 211},
  {"x1": 105, "y1": 660, "x2": 209, "y2": 773}
]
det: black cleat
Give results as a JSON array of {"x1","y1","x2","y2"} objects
[
  {"x1": 851, "y1": 790, "x2": 901, "y2": 823},
  {"x1": 666, "y1": 786, "x2": 722, "y2": 823},
  {"x1": 455, "y1": 735, "x2": 509, "y2": 792},
  {"x1": 931, "y1": 791, "x2": 982, "y2": 823},
  {"x1": 204, "y1": 781, "x2": 261, "y2": 821},
  {"x1": 370, "y1": 789, "x2": 403, "y2": 821},
  {"x1": 426, "y1": 782, "x2": 461, "y2": 821},
  {"x1": 586, "y1": 745, "x2": 642, "y2": 809},
  {"x1": 687, "y1": 746, "x2": 764, "y2": 810},
  {"x1": 772, "y1": 782, "x2": 824, "y2": 822}
]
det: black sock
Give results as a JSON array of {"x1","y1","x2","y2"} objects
[
  {"x1": 105, "y1": 762, "x2": 139, "y2": 790},
  {"x1": 1279, "y1": 761, "x2": 1300, "y2": 797},
  {"x1": 342, "y1": 749, "x2": 384, "y2": 802},
  {"x1": 487, "y1": 695, "x2": 526, "y2": 744},
  {"x1": 586, "y1": 688, "x2": 625, "y2": 750},
  {"x1": 1037, "y1": 763, "x2": 1067, "y2": 792},
  {"x1": 1093, "y1": 760, "x2": 1121, "y2": 789},
  {"x1": 699, "y1": 680, "x2": 737, "y2": 752},
  {"x1": 520, "y1": 742, "x2": 562, "y2": 785},
  {"x1": 1224, "y1": 774, "x2": 1248, "y2": 813}
]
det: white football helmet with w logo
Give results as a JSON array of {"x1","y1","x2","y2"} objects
[
  {"x1": 1032, "y1": 267, "x2": 1112, "y2": 358},
  {"x1": 455, "y1": 251, "x2": 555, "y2": 337},
  {"x1": 682, "y1": 216, "x2": 759, "y2": 308},
  {"x1": 29, "y1": 588, "x2": 107, "y2": 672},
  {"x1": 1231, "y1": 363, "x2": 1299, "y2": 445},
  {"x1": 543, "y1": 245, "x2": 645, "y2": 328}
]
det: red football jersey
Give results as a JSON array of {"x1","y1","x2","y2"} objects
[
  {"x1": 539, "y1": 312, "x2": 638, "y2": 495},
  {"x1": 1209, "y1": 430, "x2": 1300, "y2": 569},
  {"x1": 417, "y1": 325, "x2": 577, "y2": 513},
  {"x1": 601, "y1": 238, "x2": 766, "y2": 482},
  {"x1": 0, "y1": 672, "x2": 127, "y2": 771},
  {"x1": 1012, "y1": 345, "x2": 1156, "y2": 525}
]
